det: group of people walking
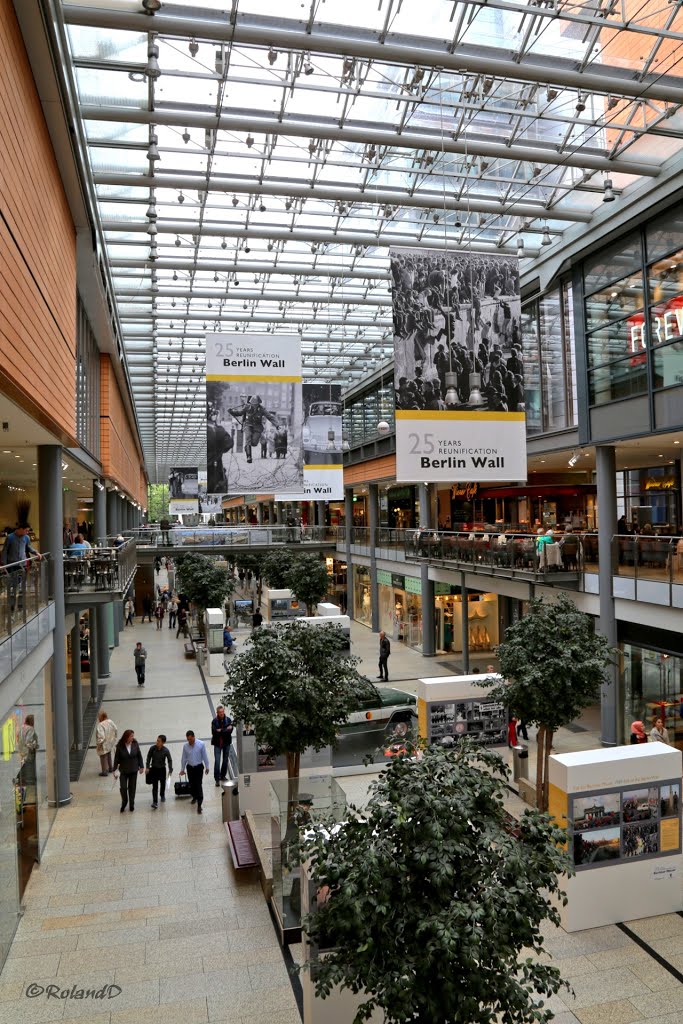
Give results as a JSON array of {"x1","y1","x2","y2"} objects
[{"x1": 96, "y1": 706, "x2": 233, "y2": 814}]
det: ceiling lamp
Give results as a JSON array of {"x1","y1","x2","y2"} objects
[
  {"x1": 175, "y1": 236, "x2": 181, "y2": 247},
  {"x1": 178, "y1": 192, "x2": 184, "y2": 203},
  {"x1": 258, "y1": 202, "x2": 266, "y2": 212},
  {"x1": 285, "y1": 198, "x2": 293, "y2": 211},
  {"x1": 149, "y1": 244, "x2": 158, "y2": 261},
  {"x1": 221, "y1": 238, "x2": 227, "y2": 249},
  {"x1": 142, "y1": 0, "x2": 162, "y2": 12},
  {"x1": 546, "y1": 87, "x2": 558, "y2": 102},
  {"x1": 444, "y1": 372, "x2": 459, "y2": 408},
  {"x1": 182, "y1": 129, "x2": 190, "y2": 144},
  {"x1": 145, "y1": 43, "x2": 161, "y2": 79},
  {"x1": 603, "y1": 177, "x2": 615, "y2": 202},
  {"x1": 147, "y1": 132, "x2": 160, "y2": 162},
  {"x1": 246, "y1": 135, "x2": 254, "y2": 148},
  {"x1": 541, "y1": 225, "x2": 551, "y2": 246},
  {"x1": 303, "y1": 55, "x2": 314, "y2": 75},
  {"x1": 377, "y1": 420, "x2": 390, "y2": 435},
  {"x1": 468, "y1": 373, "x2": 485, "y2": 407},
  {"x1": 575, "y1": 92, "x2": 586, "y2": 113},
  {"x1": 232, "y1": 195, "x2": 238, "y2": 206},
  {"x1": 568, "y1": 451, "x2": 579, "y2": 468},
  {"x1": 146, "y1": 198, "x2": 157, "y2": 220},
  {"x1": 516, "y1": 236, "x2": 525, "y2": 258},
  {"x1": 268, "y1": 47, "x2": 278, "y2": 65}
]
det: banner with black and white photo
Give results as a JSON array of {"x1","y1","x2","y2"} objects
[
  {"x1": 168, "y1": 466, "x2": 199, "y2": 516},
  {"x1": 206, "y1": 334, "x2": 303, "y2": 496},
  {"x1": 391, "y1": 247, "x2": 526, "y2": 483},
  {"x1": 196, "y1": 471, "x2": 224, "y2": 516},
  {"x1": 274, "y1": 383, "x2": 343, "y2": 502}
]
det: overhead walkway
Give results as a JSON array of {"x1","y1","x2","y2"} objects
[{"x1": 127, "y1": 526, "x2": 338, "y2": 556}]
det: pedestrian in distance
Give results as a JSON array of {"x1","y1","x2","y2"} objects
[
  {"x1": 124, "y1": 598, "x2": 135, "y2": 626},
  {"x1": 113, "y1": 729, "x2": 144, "y2": 812},
  {"x1": 211, "y1": 706, "x2": 233, "y2": 786},
  {"x1": 154, "y1": 602, "x2": 165, "y2": 630},
  {"x1": 378, "y1": 630, "x2": 391, "y2": 682},
  {"x1": 252, "y1": 606, "x2": 263, "y2": 631},
  {"x1": 146, "y1": 734, "x2": 173, "y2": 808},
  {"x1": 168, "y1": 596, "x2": 178, "y2": 630},
  {"x1": 96, "y1": 710, "x2": 117, "y2": 776},
  {"x1": 134, "y1": 641, "x2": 147, "y2": 686},
  {"x1": 141, "y1": 594, "x2": 153, "y2": 623},
  {"x1": 507, "y1": 714, "x2": 518, "y2": 748},
  {"x1": 176, "y1": 605, "x2": 189, "y2": 638},
  {"x1": 180, "y1": 730, "x2": 209, "y2": 814}
]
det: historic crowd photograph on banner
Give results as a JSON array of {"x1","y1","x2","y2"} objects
[
  {"x1": 390, "y1": 247, "x2": 527, "y2": 482},
  {"x1": 276, "y1": 383, "x2": 344, "y2": 501},
  {"x1": 197, "y1": 470, "x2": 223, "y2": 516},
  {"x1": 168, "y1": 466, "x2": 199, "y2": 516},
  {"x1": 205, "y1": 334, "x2": 303, "y2": 495}
]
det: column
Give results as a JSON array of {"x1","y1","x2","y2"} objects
[
  {"x1": 316, "y1": 501, "x2": 326, "y2": 529},
  {"x1": 368, "y1": 483, "x2": 379, "y2": 632},
  {"x1": 269, "y1": 501, "x2": 276, "y2": 525},
  {"x1": 106, "y1": 489, "x2": 120, "y2": 647},
  {"x1": 88, "y1": 605, "x2": 99, "y2": 702},
  {"x1": 418, "y1": 483, "x2": 436, "y2": 657},
  {"x1": 343, "y1": 486, "x2": 354, "y2": 619},
  {"x1": 70, "y1": 618, "x2": 82, "y2": 750},
  {"x1": 596, "y1": 445, "x2": 618, "y2": 746},
  {"x1": 256, "y1": 503, "x2": 263, "y2": 525},
  {"x1": 38, "y1": 444, "x2": 71, "y2": 805},
  {"x1": 460, "y1": 572, "x2": 470, "y2": 674},
  {"x1": 93, "y1": 481, "x2": 110, "y2": 678}
]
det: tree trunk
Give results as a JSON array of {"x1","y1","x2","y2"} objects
[
  {"x1": 535, "y1": 725, "x2": 546, "y2": 810},
  {"x1": 286, "y1": 751, "x2": 301, "y2": 821},
  {"x1": 258, "y1": 576, "x2": 263, "y2": 604},
  {"x1": 542, "y1": 728, "x2": 554, "y2": 814}
]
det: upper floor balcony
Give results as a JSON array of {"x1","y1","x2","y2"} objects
[
  {"x1": 0, "y1": 555, "x2": 53, "y2": 682},
  {"x1": 62, "y1": 537, "x2": 137, "y2": 604}
]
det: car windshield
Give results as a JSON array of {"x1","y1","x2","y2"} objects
[{"x1": 308, "y1": 403, "x2": 341, "y2": 417}]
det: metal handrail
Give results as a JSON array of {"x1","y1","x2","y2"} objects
[
  {"x1": 0, "y1": 553, "x2": 51, "y2": 644},
  {"x1": 405, "y1": 528, "x2": 585, "y2": 575}
]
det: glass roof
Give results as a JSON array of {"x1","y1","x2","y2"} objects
[{"x1": 58, "y1": 0, "x2": 683, "y2": 479}]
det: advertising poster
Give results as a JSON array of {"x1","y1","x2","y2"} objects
[
  {"x1": 197, "y1": 470, "x2": 224, "y2": 516},
  {"x1": 206, "y1": 333, "x2": 303, "y2": 495},
  {"x1": 390, "y1": 247, "x2": 527, "y2": 482},
  {"x1": 275, "y1": 382, "x2": 344, "y2": 501},
  {"x1": 168, "y1": 466, "x2": 199, "y2": 516}
]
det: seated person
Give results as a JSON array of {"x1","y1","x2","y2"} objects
[
  {"x1": 223, "y1": 626, "x2": 235, "y2": 652},
  {"x1": 69, "y1": 533, "x2": 89, "y2": 557}
]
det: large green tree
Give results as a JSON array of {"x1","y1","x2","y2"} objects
[
  {"x1": 223, "y1": 622, "x2": 376, "y2": 780},
  {"x1": 262, "y1": 548, "x2": 295, "y2": 589},
  {"x1": 175, "y1": 553, "x2": 235, "y2": 629},
  {"x1": 147, "y1": 483, "x2": 169, "y2": 523},
  {"x1": 482, "y1": 592, "x2": 613, "y2": 811},
  {"x1": 301, "y1": 742, "x2": 571, "y2": 1024},
  {"x1": 287, "y1": 553, "x2": 330, "y2": 614}
]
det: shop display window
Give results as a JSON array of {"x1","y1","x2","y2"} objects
[
  {"x1": 522, "y1": 282, "x2": 576, "y2": 435},
  {"x1": 588, "y1": 356, "x2": 648, "y2": 405},
  {"x1": 353, "y1": 565, "x2": 372, "y2": 627},
  {"x1": 583, "y1": 232, "x2": 641, "y2": 297},
  {"x1": 621, "y1": 642, "x2": 683, "y2": 750},
  {"x1": 646, "y1": 208, "x2": 683, "y2": 265},
  {"x1": 585, "y1": 272, "x2": 644, "y2": 334}
]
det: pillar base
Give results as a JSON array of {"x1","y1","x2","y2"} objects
[{"x1": 48, "y1": 795, "x2": 73, "y2": 808}]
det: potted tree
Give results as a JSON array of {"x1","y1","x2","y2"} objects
[
  {"x1": 482, "y1": 592, "x2": 613, "y2": 811},
  {"x1": 287, "y1": 553, "x2": 330, "y2": 615},
  {"x1": 175, "y1": 552, "x2": 235, "y2": 637},
  {"x1": 262, "y1": 548, "x2": 295, "y2": 589},
  {"x1": 223, "y1": 621, "x2": 376, "y2": 783},
  {"x1": 301, "y1": 742, "x2": 572, "y2": 1024}
]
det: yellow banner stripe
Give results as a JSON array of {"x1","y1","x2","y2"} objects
[
  {"x1": 395, "y1": 409, "x2": 526, "y2": 422},
  {"x1": 305, "y1": 465, "x2": 343, "y2": 471},
  {"x1": 205, "y1": 374, "x2": 301, "y2": 383}
]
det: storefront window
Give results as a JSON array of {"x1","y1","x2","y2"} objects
[
  {"x1": 622, "y1": 466, "x2": 680, "y2": 532},
  {"x1": 589, "y1": 356, "x2": 648, "y2": 405},
  {"x1": 522, "y1": 283, "x2": 575, "y2": 434},
  {"x1": 622, "y1": 642, "x2": 683, "y2": 750},
  {"x1": 378, "y1": 572, "x2": 423, "y2": 650},
  {"x1": 583, "y1": 232, "x2": 641, "y2": 297},
  {"x1": 539, "y1": 291, "x2": 567, "y2": 431},
  {"x1": 521, "y1": 299, "x2": 541, "y2": 435},
  {"x1": 343, "y1": 380, "x2": 395, "y2": 448}
]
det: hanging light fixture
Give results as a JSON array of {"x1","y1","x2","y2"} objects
[
  {"x1": 268, "y1": 47, "x2": 278, "y2": 65},
  {"x1": 145, "y1": 43, "x2": 161, "y2": 79},
  {"x1": 177, "y1": 192, "x2": 185, "y2": 204},
  {"x1": 146, "y1": 196, "x2": 157, "y2": 220},
  {"x1": 516, "y1": 236, "x2": 525, "y2": 258},
  {"x1": 182, "y1": 129, "x2": 190, "y2": 144},
  {"x1": 188, "y1": 38, "x2": 199, "y2": 57},
  {"x1": 603, "y1": 177, "x2": 616, "y2": 203},
  {"x1": 444, "y1": 371, "x2": 459, "y2": 408},
  {"x1": 245, "y1": 134, "x2": 254, "y2": 148},
  {"x1": 147, "y1": 131, "x2": 160, "y2": 162},
  {"x1": 541, "y1": 225, "x2": 551, "y2": 246}
]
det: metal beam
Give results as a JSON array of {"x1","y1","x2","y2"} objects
[
  {"x1": 102, "y1": 218, "x2": 538, "y2": 257},
  {"x1": 110, "y1": 258, "x2": 391, "y2": 280},
  {"x1": 62, "y1": 7, "x2": 683, "y2": 105},
  {"x1": 83, "y1": 107, "x2": 658, "y2": 177},
  {"x1": 115, "y1": 287, "x2": 385, "y2": 305},
  {"x1": 120, "y1": 312, "x2": 392, "y2": 327},
  {"x1": 94, "y1": 168, "x2": 592, "y2": 222}
]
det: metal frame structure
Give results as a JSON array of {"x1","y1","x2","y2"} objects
[{"x1": 53, "y1": 0, "x2": 683, "y2": 479}]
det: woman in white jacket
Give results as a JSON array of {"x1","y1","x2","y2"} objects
[{"x1": 96, "y1": 711, "x2": 117, "y2": 776}]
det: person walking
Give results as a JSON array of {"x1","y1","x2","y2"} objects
[
  {"x1": 176, "y1": 605, "x2": 189, "y2": 638},
  {"x1": 18, "y1": 714, "x2": 39, "y2": 785},
  {"x1": 113, "y1": 729, "x2": 144, "y2": 812},
  {"x1": 146, "y1": 734, "x2": 173, "y2": 808},
  {"x1": 154, "y1": 601, "x2": 165, "y2": 630},
  {"x1": 168, "y1": 596, "x2": 178, "y2": 630},
  {"x1": 95, "y1": 710, "x2": 117, "y2": 776},
  {"x1": 141, "y1": 594, "x2": 153, "y2": 623},
  {"x1": 124, "y1": 598, "x2": 134, "y2": 627},
  {"x1": 252, "y1": 606, "x2": 263, "y2": 631},
  {"x1": 133, "y1": 642, "x2": 147, "y2": 686},
  {"x1": 377, "y1": 631, "x2": 391, "y2": 682},
  {"x1": 211, "y1": 706, "x2": 233, "y2": 786},
  {"x1": 180, "y1": 730, "x2": 209, "y2": 814}
]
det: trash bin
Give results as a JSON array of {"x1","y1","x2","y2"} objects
[
  {"x1": 196, "y1": 645, "x2": 207, "y2": 667},
  {"x1": 221, "y1": 779, "x2": 240, "y2": 822},
  {"x1": 512, "y1": 744, "x2": 529, "y2": 783}
]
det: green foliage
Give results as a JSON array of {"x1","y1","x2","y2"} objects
[
  {"x1": 175, "y1": 552, "x2": 235, "y2": 612},
  {"x1": 301, "y1": 742, "x2": 572, "y2": 1024},
  {"x1": 262, "y1": 548, "x2": 295, "y2": 589},
  {"x1": 147, "y1": 484, "x2": 169, "y2": 523},
  {"x1": 232, "y1": 551, "x2": 263, "y2": 578},
  {"x1": 287, "y1": 553, "x2": 329, "y2": 614},
  {"x1": 223, "y1": 623, "x2": 377, "y2": 770},
  {"x1": 482, "y1": 593, "x2": 612, "y2": 734}
]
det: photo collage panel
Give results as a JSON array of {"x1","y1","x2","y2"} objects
[{"x1": 570, "y1": 780, "x2": 681, "y2": 871}]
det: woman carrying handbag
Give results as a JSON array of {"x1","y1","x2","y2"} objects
[{"x1": 113, "y1": 729, "x2": 144, "y2": 812}]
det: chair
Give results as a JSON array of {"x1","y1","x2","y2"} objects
[{"x1": 561, "y1": 536, "x2": 579, "y2": 570}]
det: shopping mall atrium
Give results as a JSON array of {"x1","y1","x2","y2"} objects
[{"x1": 2, "y1": 0, "x2": 683, "y2": 1021}]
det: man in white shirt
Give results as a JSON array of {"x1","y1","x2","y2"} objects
[{"x1": 180, "y1": 730, "x2": 209, "y2": 814}]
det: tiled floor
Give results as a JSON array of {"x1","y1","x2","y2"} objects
[{"x1": 0, "y1": 608, "x2": 681, "y2": 1024}]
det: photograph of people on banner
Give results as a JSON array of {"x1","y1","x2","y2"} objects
[
  {"x1": 390, "y1": 248, "x2": 527, "y2": 482},
  {"x1": 168, "y1": 466, "x2": 199, "y2": 516},
  {"x1": 206, "y1": 334, "x2": 303, "y2": 495}
]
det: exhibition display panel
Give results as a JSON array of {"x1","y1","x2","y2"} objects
[
  {"x1": 416, "y1": 674, "x2": 506, "y2": 748},
  {"x1": 548, "y1": 744, "x2": 683, "y2": 931}
]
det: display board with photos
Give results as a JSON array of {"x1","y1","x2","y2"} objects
[
  {"x1": 427, "y1": 698, "x2": 507, "y2": 747},
  {"x1": 569, "y1": 780, "x2": 681, "y2": 871}
]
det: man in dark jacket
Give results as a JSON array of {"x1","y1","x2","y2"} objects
[
  {"x1": 146, "y1": 734, "x2": 173, "y2": 808},
  {"x1": 211, "y1": 706, "x2": 233, "y2": 786},
  {"x1": 378, "y1": 631, "x2": 391, "y2": 682},
  {"x1": 133, "y1": 642, "x2": 147, "y2": 685},
  {"x1": 113, "y1": 730, "x2": 144, "y2": 812}
]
